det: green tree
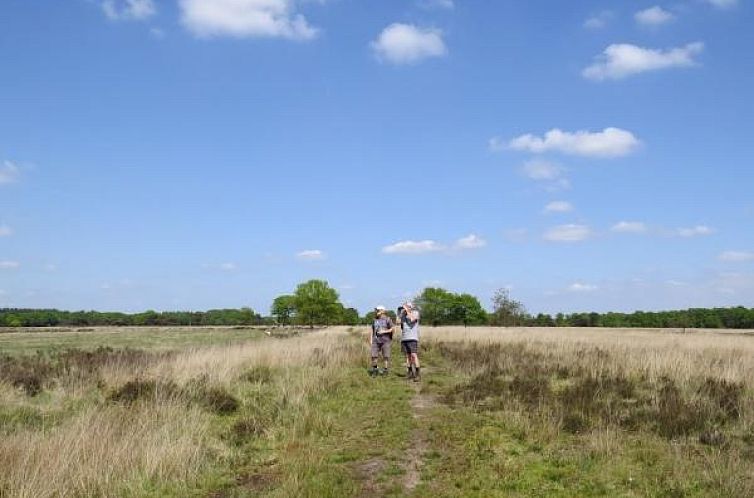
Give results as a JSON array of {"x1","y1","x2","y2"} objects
[
  {"x1": 271, "y1": 295, "x2": 297, "y2": 325},
  {"x1": 339, "y1": 307, "x2": 360, "y2": 326},
  {"x1": 452, "y1": 293, "x2": 488, "y2": 326},
  {"x1": 490, "y1": 288, "x2": 527, "y2": 326},
  {"x1": 293, "y1": 280, "x2": 341, "y2": 327},
  {"x1": 415, "y1": 287, "x2": 456, "y2": 326}
]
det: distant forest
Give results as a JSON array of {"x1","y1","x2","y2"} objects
[
  {"x1": 2, "y1": 306, "x2": 753, "y2": 329},
  {"x1": 2, "y1": 281, "x2": 753, "y2": 329}
]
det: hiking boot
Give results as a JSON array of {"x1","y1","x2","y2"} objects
[
  {"x1": 412, "y1": 366, "x2": 421, "y2": 382},
  {"x1": 368, "y1": 367, "x2": 378, "y2": 377},
  {"x1": 406, "y1": 367, "x2": 414, "y2": 380},
  {"x1": 379, "y1": 368, "x2": 389, "y2": 376}
]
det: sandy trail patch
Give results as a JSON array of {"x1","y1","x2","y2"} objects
[
  {"x1": 356, "y1": 458, "x2": 386, "y2": 497},
  {"x1": 403, "y1": 373, "x2": 438, "y2": 493}
]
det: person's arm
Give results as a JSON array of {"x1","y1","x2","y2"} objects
[
  {"x1": 368, "y1": 324, "x2": 374, "y2": 345},
  {"x1": 405, "y1": 310, "x2": 419, "y2": 326},
  {"x1": 386, "y1": 318, "x2": 395, "y2": 334}
]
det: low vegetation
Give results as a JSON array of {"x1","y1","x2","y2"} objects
[{"x1": 0, "y1": 325, "x2": 752, "y2": 496}]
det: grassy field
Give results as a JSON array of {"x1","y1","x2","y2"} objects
[
  {"x1": 0, "y1": 326, "x2": 276, "y2": 355},
  {"x1": 1, "y1": 326, "x2": 753, "y2": 497}
]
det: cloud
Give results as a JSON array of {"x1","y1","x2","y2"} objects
[
  {"x1": 0, "y1": 261, "x2": 20, "y2": 269},
  {"x1": 382, "y1": 240, "x2": 445, "y2": 254},
  {"x1": 418, "y1": 0, "x2": 454, "y2": 9},
  {"x1": 0, "y1": 225, "x2": 11, "y2": 237},
  {"x1": 719, "y1": 251, "x2": 754, "y2": 262},
  {"x1": 611, "y1": 221, "x2": 647, "y2": 233},
  {"x1": 509, "y1": 128, "x2": 641, "y2": 158},
  {"x1": 583, "y1": 42, "x2": 704, "y2": 81},
  {"x1": 544, "y1": 224, "x2": 592, "y2": 242},
  {"x1": 568, "y1": 282, "x2": 598, "y2": 292},
  {"x1": 705, "y1": 0, "x2": 738, "y2": 8},
  {"x1": 296, "y1": 249, "x2": 326, "y2": 261},
  {"x1": 519, "y1": 159, "x2": 563, "y2": 180},
  {"x1": 102, "y1": 0, "x2": 156, "y2": 21},
  {"x1": 371, "y1": 23, "x2": 447, "y2": 64},
  {"x1": 583, "y1": 11, "x2": 614, "y2": 29},
  {"x1": 544, "y1": 201, "x2": 573, "y2": 214},
  {"x1": 676, "y1": 225, "x2": 714, "y2": 237},
  {"x1": 0, "y1": 161, "x2": 20, "y2": 185},
  {"x1": 454, "y1": 234, "x2": 487, "y2": 250},
  {"x1": 179, "y1": 0, "x2": 319, "y2": 40},
  {"x1": 518, "y1": 160, "x2": 571, "y2": 191},
  {"x1": 150, "y1": 27, "x2": 166, "y2": 38},
  {"x1": 635, "y1": 6, "x2": 675, "y2": 26}
]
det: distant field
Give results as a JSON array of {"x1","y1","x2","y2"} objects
[
  {"x1": 1, "y1": 326, "x2": 753, "y2": 497},
  {"x1": 0, "y1": 326, "x2": 279, "y2": 355}
]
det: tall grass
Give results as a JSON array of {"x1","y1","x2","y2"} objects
[
  {"x1": 0, "y1": 329, "x2": 361, "y2": 498},
  {"x1": 425, "y1": 326, "x2": 754, "y2": 496}
]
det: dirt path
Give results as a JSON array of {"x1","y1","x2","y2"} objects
[{"x1": 402, "y1": 374, "x2": 438, "y2": 493}]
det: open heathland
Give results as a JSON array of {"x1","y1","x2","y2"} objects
[{"x1": 1, "y1": 326, "x2": 753, "y2": 497}]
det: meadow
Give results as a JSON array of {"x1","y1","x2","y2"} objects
[{"x1": 1, "y1": 325, "x2": 753, "y2": 497}]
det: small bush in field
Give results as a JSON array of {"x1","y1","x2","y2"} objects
[
  {"x1": 13, "y1": 372, "x2": 43, "y2": 396},
  {"x1": 230, "y1": 417, "x2": 267, "y2": 442},
  {"x1": 199, "y1": 387, "x2": 239, "y2": 415},
  {"x1": 108, "y1": 379, "x2": 158, "y2": 404},
  {"x1": 699, "y1": 377, "x2": 743, "y2": 420},
  {"x1": 242, "y1": 365, "x2": 274, "y2": 384}
]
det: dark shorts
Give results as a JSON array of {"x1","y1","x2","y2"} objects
[
  {"x1": 401, "y1": 340, "x2": 418, "y2": 354},
  {"x1": 371, "y1": 336, "x2": 392, "y2": 359}
]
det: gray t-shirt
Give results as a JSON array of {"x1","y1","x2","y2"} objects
[
  {"x1": 372, "y1": 316, "x2": 394, "y2": 342},
  {"x1": 400, "y1": 310, "x2": 420, "y2": 342}
]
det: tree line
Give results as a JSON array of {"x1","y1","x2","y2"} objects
[{"x1": 2, "y1": 280, "x2": 753, "y2": 329}]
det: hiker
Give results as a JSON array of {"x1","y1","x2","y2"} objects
[
  {"x1": 369, "y1": 306, "x2": 394, "y2": 376},
  {"x1": 399, "y1": 302, "x2": 421, "y2": 381}
]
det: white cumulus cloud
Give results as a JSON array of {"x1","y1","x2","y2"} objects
[
  {"x1": 102, "y1": 0, "x2": 156, "y2": 21},
  {"x1": 568, "y1": 283, "x2": 598, "y2": 292},
  {"x1": 371, "y1": 23, "x2": 447, "y2": 65},
  {"x1": 544, "y1": 224, "x2": 592, "y2": 243},
  {"x1": 180, "y1": 0, "x2": 319, "y2": 40},
  {"x1": 583, "y1": 42, "x2": 704, "y2": 81},
  {"x1": 544, "y1": 201, "x2": 573, "y2": 214},
  {"x1": 296, "y1": 249, "x2": 326, "y2": 261},
  {"x1": 0, "y1": 161, "x2": 20, "y2": 185},
  {"x1": 635, "y1": 6, "x2": 675, "y2": 26},
  {"x1": 454, "y1": 234, "x2": 487, "y2": 250},
  {"x1": 611, "y1": 221, "x2": 647, "y2": 233},
  {"x1": 0, "y1": 261, "x2": 20, "y2": 269},
  {"x1": 521, "y1": 159, "x2": 564, "y2": 180},
  {"x1": 382, "y1": 240, "x2": 445, "y2": 254},
  {"x1": 583, "y1": 11, "x2": 614, "y2": 29},
  {"x1": 509, "y1": 128, "x2": 640, "y2": 158},
  {"x1": 676, "y1": 225, "x2": 714, "y2": 237},
  {"x1": 719, "y1": 251, "x2": 754, "y2": 262}
]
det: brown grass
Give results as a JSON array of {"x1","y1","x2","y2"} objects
[{"x1": 0, "y1": 329, "x2": 361, "y2": 498}]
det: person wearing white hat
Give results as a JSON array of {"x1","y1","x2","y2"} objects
[
  {"x1": 399, "y1": 301, "x2": 421, "y2": 381},
  {"x1": 368, "y1": 305, "x2": 394, "y2": 377}
]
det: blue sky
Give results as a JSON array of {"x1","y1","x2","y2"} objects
[{"x1": 1, "y1": 0, "x2": 753, "y2": 315}]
